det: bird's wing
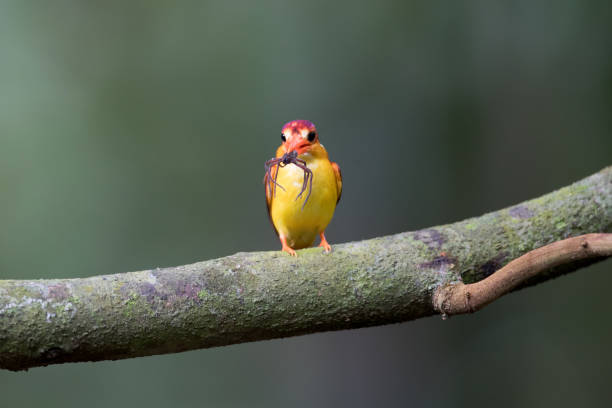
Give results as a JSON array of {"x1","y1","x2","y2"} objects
[{"x1": 331, "y1": 161, "x2": 342, "y2": 204}]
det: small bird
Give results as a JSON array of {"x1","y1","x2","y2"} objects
[{"x1": 264, "y1": 120, "x2": 342, "y2": 256}]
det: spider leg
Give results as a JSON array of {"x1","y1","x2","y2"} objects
[
  {"x1": 264, "y1": 162, "x2": 273, "y2": 197},
  {"x1": 271, "y1": 162, "x2": 278, "y2": 196},
  {"x1": 293, "y1": 163, "x2": 313, "y2": 209},
  {"x1": 273, "y1": 161, "x2": 284, "y2": 196},
  {"x1": 295, "y1": 166, "x2": 309, "y2": 200},
  {"x1": 302, "y1": 168, "x2": 313, "y2": 209},
  {"x1": 264, "y1": 160, "x2": 275, "y2": 195},
  {"x1": 293, "y1": 162, "x2": 308, "y2": 199},
  {"x1": 265, "y1": 158, "x2": 285, "y2": 197},
  {"x1": 265, "y1": 162, "x2": 274, "y2": 193}
]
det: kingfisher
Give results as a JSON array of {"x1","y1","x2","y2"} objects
[{"x1": 264, "y1": 120, "x2": 342, "y2": 256}]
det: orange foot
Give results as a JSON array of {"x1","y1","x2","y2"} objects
[
  {"x1": 279, "y1": 235, "x2": 297, "y2": 257},
  {"x1": 319, "y1": 232, "x2": 332, "y2": 253}
]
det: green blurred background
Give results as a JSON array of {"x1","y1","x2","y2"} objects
[{"x1": 1, "y1": 1, "x2": 611, "y2": 407}]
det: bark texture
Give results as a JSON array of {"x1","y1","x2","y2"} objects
[{"x1": 0, "y1": 167, "x2": 610, "y2": 371}]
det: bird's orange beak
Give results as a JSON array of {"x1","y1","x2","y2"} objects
[{"x1": 285, "y1": 138, "x2": 311, "y2": 155}]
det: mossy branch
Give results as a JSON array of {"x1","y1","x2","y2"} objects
[{"x1": 0, "y1": 167, "x2": 610, "y2": 371}]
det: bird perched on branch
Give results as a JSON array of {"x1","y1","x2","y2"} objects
[{"x1": 264, "y1": 120, "x2": 342, "y2": 256}]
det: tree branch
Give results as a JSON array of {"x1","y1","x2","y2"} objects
[
  {"x1": 0, "y1": 167, "x2": 610, "y2": 371},
  {"x1": 432, "y1": 233, "x2": 612, "y2": 316}
]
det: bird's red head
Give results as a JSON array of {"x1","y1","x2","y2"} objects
[{"x1": 281, "y1": 120, "x2": 319, "y2": 155}]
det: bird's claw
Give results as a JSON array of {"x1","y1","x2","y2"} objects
[
  {"x1": 282, "y1": 245, "x2": 297, "y2": 257},
  {"x1": 318, "y1": 232, "x2": 332, "y2": 253},
  {"x1": 319, "y1": 242, "x2": 332, "y2": 253}
]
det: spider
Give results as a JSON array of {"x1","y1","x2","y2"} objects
[{"x1": 264, "y1": 151, "x2": 313, "y2": 209}]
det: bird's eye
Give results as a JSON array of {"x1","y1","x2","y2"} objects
[
  {"x1": 307, "y1": 131, "x2": 316, "y2": 142},
  {"x1": 281, "y1": 134, "x2": 286, "y2": 142}
]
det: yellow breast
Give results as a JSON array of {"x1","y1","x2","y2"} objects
[{"x1": 270, "y1": 153, "x2": 338, "y2": 249}]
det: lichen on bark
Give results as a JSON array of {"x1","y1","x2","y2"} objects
[{"x1": 0, "y1": 167, "x2": 610, "y2": 371}]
